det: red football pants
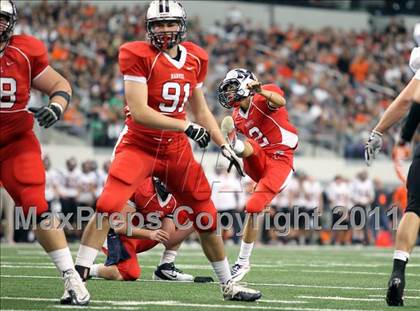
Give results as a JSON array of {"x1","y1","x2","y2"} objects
[
  {"x1": 0, "y1": 131, "x2": 48, "y2": 216},
  {"x1": 113, "y1": 236, "x2": 158, "y2": 281},
  {"x1": 97, "y1": 134, "x2": 217, "y2": 232},
  {"x1": 243, "y1": 139, "x2": 293, "y2": 213}
]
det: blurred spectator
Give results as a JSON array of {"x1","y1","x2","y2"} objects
[
  {"x1": 209, "y1": 166, "x2": 243, "y2": 244},
  {"x1": 58, "y1": 157, "x2": 81, "y2": 241},
  {"x1": 96, "y1": 160, "x2": 110, "y2": 198},
  {"x1": 77, "y1": 160, "x2": 98, "y2": 209},
  {"x1": 327, "y1": 175, "x2": 352, "y2": 245},
  {"x1": 350, "y1": 170, "x2": 375, "y2": 245},
  {"x1": 44, "y1": 155, "x2": 60, "y2": 210},
  {"x1": 370, "y1": 179, "x2": 392, "y2": 241}
]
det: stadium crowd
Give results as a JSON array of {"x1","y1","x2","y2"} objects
[
  {"x1": 17, "y1": 2, "x2": 419, "y2": 157},
  {"x1": 0, "y1": 156, "x2": 408, "y2": 246}
]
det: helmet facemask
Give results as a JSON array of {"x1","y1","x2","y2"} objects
[
  {"x1": 218, "y1": 79, "x2": 246, "y2": 109},
  {"x1": 146, "y1": 18, "x2": 186, "y2": 50},
  {"x1": 0, "y1": 0, "x2": 17, "y2": 45}
]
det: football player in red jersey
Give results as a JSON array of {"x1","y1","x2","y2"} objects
[
  {"x1": 0, "y1": 0, "x2": 89, "y2": 305},
  {"x1": 218, "y1": 68, "x2": 298, "y2": 282},
  {"x1": 89, "y1": 177, "x2": 195, "y2": 282},
  {"x1": 74, "y1": 0, "x2": 261, "y2": 302}
]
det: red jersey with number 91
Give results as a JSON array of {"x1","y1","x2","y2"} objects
[
  {"x1": 232, "y1": 84, "x2": 298, "y2": 164},
  {"x1": 118, "y1": 41, "x2": 208, "y2": 142},
  {"x1": 0, "y1": 35, "x2": 49, "y2": 146}
]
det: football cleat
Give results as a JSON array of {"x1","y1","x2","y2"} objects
[
  {"x1": 62, "y1": 269, "x2": 90, "y2": 306},
  {"x1": 231, "y1": 262, "x2": 251, "y2": 282},
  {"x1": 222, "y1": 280, "x2": 261, "y2": 301},
  {"x1": 60, "y1": 290, "x2": 71, "y2": 305},
  {"x1": 153, "y1": 262, "x2": 194, "y2": 281},
  {"x1": 221, "y1": 116, "x2": 237, "y2": 148},
  {"x1": 386, "y1": 276, "x2": 405, "y2": 306}
]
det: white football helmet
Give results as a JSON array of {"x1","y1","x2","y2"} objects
[
  {"x1": 0, "y1": 0, "x2": 17, "y2": 45},
  {"x1": 414, "y1": 23, "x2": 420, "y2": 46},
  {"x1": 218, "y1": 68, "x2": 257, "y2": 109},
  {"x1": 146, "y1": 0, "x2": 186, "y2": 50}
]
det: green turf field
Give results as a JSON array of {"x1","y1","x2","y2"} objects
[{"x1": 0, "y1": 243, "x2": 419, "y2": 310}]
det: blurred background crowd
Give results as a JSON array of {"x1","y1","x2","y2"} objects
[
  {"x1": 1, "y1": 1, "x2": 418, "y2": 246},
  {"x1": 0, "y1": 156, "x2": 408, "y2": 246},
  {"x1": 17, "y1": 1, "x2": 420, "y2": 157}
]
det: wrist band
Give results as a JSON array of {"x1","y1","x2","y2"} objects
[{"x1": 50, "y1": 91, "x2": 71, "y2": 106}]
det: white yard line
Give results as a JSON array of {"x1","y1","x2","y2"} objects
[
  {"x1": 0, "y1": 296, "x2": 370, "y2": 311},
  {"x1": 244, "y1": 281, "x2": 420, "y2": 292},
  {"x1": 368, "y1": 294, "x2": 420, "y2": 300},
  {"x1": 297, "y1": 295, "x2": 382, "y2": 302},
  {"x1": 3, "y1": 263, "x2": 419, "y2": 277},
  {"x1": 1, "y1": 274, "x2": 420, "y2": 294}
]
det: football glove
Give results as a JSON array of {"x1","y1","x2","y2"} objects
[
  {"x1": 365, "y1": 130, "x2": 383, "y2": 166},
  {"x1": 29, "y1": 103, "x2": 63, "y2": 128},
  {"x1": 221, "y1": 144, "x2": 245, "y2": 177},
  {"x1": 184, "y1": 122, "x2": 211, "y2": 148}
]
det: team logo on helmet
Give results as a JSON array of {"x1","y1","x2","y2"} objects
[
  {"x1": 146, "y1": 0, "x2": 187, "y2": 50},
  {"x1": 218, "y1": 68, "x2": 257, "y2": 109}
]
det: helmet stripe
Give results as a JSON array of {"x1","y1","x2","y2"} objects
[{"x1": 159, "y1": 0, "x2": 164, "y2": 13}]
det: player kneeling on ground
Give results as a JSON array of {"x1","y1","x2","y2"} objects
[
  {"x1": 218, "y1": 69, "x2": 298, "y2": 281},
  {"x1": 90, "y1": 177, "x2": 195, "y2": 282}
]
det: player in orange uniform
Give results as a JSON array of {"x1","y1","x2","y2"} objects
[
  {"x1": 0, "y1": 0, "x2": 89, "y2": 305},
  {"x1": 89, "y1": 177, "x2": 194, "y2": 282},
  {"x1": 218, "y1": 68, "x2": 298, "y2": 281},
  {"x1": 74, "y1": 0, "x2": 261, "y2": 302}
]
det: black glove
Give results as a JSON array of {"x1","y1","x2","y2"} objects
[
  {"x1": 28, "y1": 103, "x2": 62, "y2": 128},
  {"x1": 184, "y1": 122, "x2": 211, "y2": 148},
  {"x1": 221, "y1": 144, "x2": 245, "y2": 177}
]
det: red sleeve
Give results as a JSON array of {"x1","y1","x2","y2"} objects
[
  {"x1": 119, "y1": 44, "x2": 149, "y2": 79},
  {"x1": 197, "y1": 58, "x2": 208, "y2": 86},
  {"x1": 254, "y1": 84, "x2": 285, "y2": 113},
  {"x1": 29, "y1": 37, "x2": 49, "y2": 80},
  {"x1": 183, "y1": 42, "x2": 208, "y2": 87}
]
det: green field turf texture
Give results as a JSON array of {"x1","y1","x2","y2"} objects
[{"x1": 1, "y1": 244, "x2": 419, "y2": 311}]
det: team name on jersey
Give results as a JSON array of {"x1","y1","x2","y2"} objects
[
  {"x1": 245, "y1": 120, "x2": 255, "y2": 127},
  {"x1": 171, "y1": 73, "x2": 185, "y2": 80}
]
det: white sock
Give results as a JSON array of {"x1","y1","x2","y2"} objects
[
  {"x1": 393, "y1": 250, "x2": 410, "y2": 262},
  {"x1": 89, "y1": 264, "x2": 100, "y2": 277},
  {"x1": 75, "y1": 245, "x2": 98, "y2": 267},
  {"x1": 160, "y1": 250, "x2": 177, "y2": 265},
  {"x1": 237, "y1": 241, "x2": 254, "y2": 265},
  {"x1": 211, "y1": 257, "x2": 231, "y2": 284},
  {"x1": 47, "y1": 247, "x2": 74, "y2": 273},
  {"x1": 233, "y1": 139, "x2": 245, "y2": 155}
]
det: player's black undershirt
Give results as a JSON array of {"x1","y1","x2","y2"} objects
[
  {"x1": 171, "y1": 46, "x2": 181, "y2": 61},
  {"x1": 401, "y1": 101, "x2": 420, "y2": 158},
  {"x1": 401, "y1": 102, "x2": 420, "y2": 142}
]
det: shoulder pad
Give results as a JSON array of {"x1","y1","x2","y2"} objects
[
  {"x1": 9, "y1": 35, "x2": 47, "y2": 57},
  {"x1": 262, "y1": 83, "x2": 284, "y2": 96},
  {"x1": 182, "y1": 41, "x2": 208, "y2": 61},
  {"x1": 119, "y1": 41, "x2": 158, "y2": 59}
]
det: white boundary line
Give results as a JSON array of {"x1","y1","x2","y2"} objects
[
  {"x1": 2, "y1": 264, "x2": 419, "y2": 277},
  {"x1": 368, "y1": 294, "x2": 420, "y2": 300},
  {"x1": 2, "y1": 274, "x2": 419, "y2": 293},
  {"x1": 297, "y1": 295, "x2": 382, "y2": 302},
  {"x1": 0, "y1": 296, "x2": 370, "y2": 311}
]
